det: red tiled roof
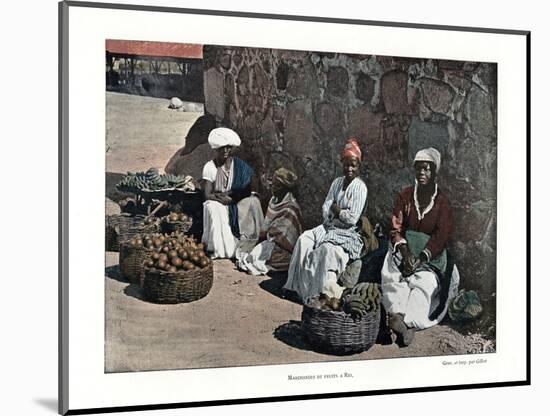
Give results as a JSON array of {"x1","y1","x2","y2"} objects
[{"x1": 106, "y1": 40, "x2": 203, "y2": 59}]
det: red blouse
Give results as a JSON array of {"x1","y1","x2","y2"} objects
[{"x1": 389, "y1": 185, "x2": 453, "y2": 259}]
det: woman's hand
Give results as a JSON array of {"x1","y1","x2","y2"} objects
[
  {"x1": 216, "y1": 193, "x2": 234, "y2": 205},
  {"x1": 258, "y1": 231, "x2": 267, "y2": 243},
  {"x1": 399, "y1": 244, "x2": 420, "y2": 276},
  {"x1": 330, "y1": 201, "x2": 341, "y2": 217},
  {"x1": 403, "y1": 256, "x2": 420, "y2": 277},
  {"x1": 202, "y1": 181, "x2": 233, "y2": 205}
]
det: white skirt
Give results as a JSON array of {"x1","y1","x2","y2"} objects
[
  {"x1": 381, "y1": 248, "x2": 460, "y2": 330},
  {"x1": 235, "y1": 239, "x2": 275, "y2": 276},
  {"x1": 284, "y1": 225, "x2": 349, "y2": 302},
  {"x1": 201, "y1": 196, "x2": 264, "y2": 259}
]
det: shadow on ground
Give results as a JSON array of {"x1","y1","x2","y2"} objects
[
  {"x1": 123, "y1": 284, "x2": 151, "y2": 302},
  {"x1": 259, "y1": 272, "x2": 302, "y2": 305},
  {"x1": 105, "y1": 265, "x2": 125, "y2": 283},
  {"x1": 105, "y1": 265, "x2": 151, "y2": 302},
  {"x1": 273, "y1": 320, "x2": 311, "y2": 352}
]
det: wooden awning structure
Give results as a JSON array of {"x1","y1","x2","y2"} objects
[{"x1": 106, "y1": 40, "x2": 203, "y2": 61}]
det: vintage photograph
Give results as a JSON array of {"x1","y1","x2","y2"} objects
[{"x1": 104, "y1": 39, "x2": 497, "y2": 373}]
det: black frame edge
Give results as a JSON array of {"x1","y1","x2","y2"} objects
[
  {"x1": 64, "y1": 0, "x2": 529, "y2": 36},
  {"x1": 59, "y1": 1, "x2": 70, "y2": 415},
  {"x1": 525, "y1": 31, "x2": 531, "y2": 386},
  {"x1": 66, "y1": 380, "x2": 530, "y2": 415}
]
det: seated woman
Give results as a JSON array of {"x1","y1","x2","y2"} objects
[
  {"x1": 201, "y1": 127, "x2": 264, "y2": 259},
  {"x1": 381, "y1": 147, "x2": 459, "y2": 347},
  {"x1": 283, "y1": 139, "x2": 368, "y2": 302},
  {"x1": 236, "y1": 167, "x2": 304, "y2": 275}
]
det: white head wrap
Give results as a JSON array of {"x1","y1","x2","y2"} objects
[
  {"x1": 207, "y1": 127, "x2": 241, "y2": 149},
  {"x1": 414, "y1": 147, "x2": 441, "y2": 173}
]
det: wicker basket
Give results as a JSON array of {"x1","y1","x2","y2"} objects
[
  {"x1": 301, "y1": 298, "x2": 380, "y2": 355},
  {"x1": 161, "y1": 218, "x2": 193, "y2": 235},
  {"x1": 105, "y1": 215, "x2": 119, "y2": 252},
  {"x1": 143, "y1": 262, "x2": 213, "y2": 304},
  {"x1": 117, "y1": 214, "x2": 160, "y2": 243},
  {"x1": 119, "y1": 242, "x2": 154, "y2": 285}
]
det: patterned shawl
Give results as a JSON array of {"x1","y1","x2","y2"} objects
[{"x1": 262, "y1": 192, "x2": 303, "y2": 252}]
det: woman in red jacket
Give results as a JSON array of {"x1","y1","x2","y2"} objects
[{"x1": 381, "y1": 147, "x2": 460, "y2": 347}]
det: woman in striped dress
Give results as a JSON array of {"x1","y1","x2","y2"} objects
[{"x1": 283, "y1": 139, "x2": 368, "y2": 302}]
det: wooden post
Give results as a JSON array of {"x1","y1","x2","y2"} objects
[
  {"x1": 106, "y1": 52, "x2": 114, "y2": 71},
  {"x1": 130, "y1": 58, "x2": 135, "y2": 86},
  {"x1": 152, "y1": 60, "x2": 161, "y2": 74}
]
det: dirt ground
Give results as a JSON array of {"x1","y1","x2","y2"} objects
[
  {"x1": 106, "y1": 91, "x2": 203, "y2": 174},
  {"x1": 105, "y1": 92, "x2": 493, "y2": 373}
]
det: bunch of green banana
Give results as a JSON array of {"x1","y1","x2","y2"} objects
[
  {"x1": 341, "y1": 282, "x2": 382, "y2": 320},
  {"x1": 116, "y1": 170, "x2": 154, "y2": 191},
  {"x1": 144, "y1": 167, "x2": 169, "y2": 190},
  {"x1": 163, "y1": 172, "x2": 193, "y2": 189},
  {"x1": 116, "y1": 168, "x2": 194, "y2": 192}
]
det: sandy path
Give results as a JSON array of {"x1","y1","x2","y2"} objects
[
  {"x1": 105, "y1": 254, "x2": 474, "y2": 372},
  {"x1": 106, "y1": 92, "x2": 202, "y2": 174}
]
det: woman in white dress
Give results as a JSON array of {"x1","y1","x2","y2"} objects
[
  {"x1": 283, "y1": 139, "x2": 368, "y2": 302},
  {"x1": 201, "y1": 127, "x2": 264, "y2": 259},
  {"x1": 381, "y1": 147, "x2": 460, "y2": 347}
]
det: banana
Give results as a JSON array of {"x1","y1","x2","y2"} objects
[
  {"x1": 349, "y1": 306, "x2": 363, "y2": 314},
  {"x1": 352, "y1": 282, "x2": 367, "y2": 296},
  {"x1": 348, "y1": 300, "x2": 366, "y2": 311},
  {"x1": 359, "y1": 285, "x2": 367, "y2": 300}
]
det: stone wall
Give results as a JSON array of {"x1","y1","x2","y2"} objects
[{"x1": 202, "y1": 45, "x2": 497, "y2": 303}]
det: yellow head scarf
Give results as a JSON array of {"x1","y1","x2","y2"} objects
[{"x1": 272, "y1": 167, "x2": 298, "y2": 190}]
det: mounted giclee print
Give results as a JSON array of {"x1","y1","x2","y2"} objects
[{"x1": 59, "y1": 1, "x2": 530, "y2": 414}]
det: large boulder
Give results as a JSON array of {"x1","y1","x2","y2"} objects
[
  {"x1": 176, "y1": 114, "x2": 216, "y2": 157},
  {"x1": 165, "y1": 143, "x2": 213, "y2": 181}
]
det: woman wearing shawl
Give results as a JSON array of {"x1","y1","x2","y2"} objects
[
  {"x1": 283, "y1": 139, "x2": 368, "y2": 302},
  {"x1": 236, "y1": 168, "x2": 304, "y2": 275},
  {"x1": 201, "y1": 127, "x2": 264, "y2": 259},
  {"x1": 381, "y1": 147, "x2": 460, "y2": 347}
]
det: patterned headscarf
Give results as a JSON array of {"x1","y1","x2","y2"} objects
[
  {"x1": 208, "y1": 127, "x2": 241, "y2": 149},
  {"x1": 414, "y1": 147, "x2": 441, "y2": 173},
  {"x1": 341, "y1": 138, "x2": 362, "y2": 161},
  {"x1": 272, "y1": 167, "x2": 298, "y2": 190}
]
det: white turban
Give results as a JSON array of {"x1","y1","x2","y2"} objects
[
  {"x1": 207, "y1": 127, "x2": 241, "y2": 149},
  {"x1": 414, "y1": 147, "x2": 441, "y2": 173}
]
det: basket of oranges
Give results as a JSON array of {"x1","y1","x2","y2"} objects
[
  {"x1": 119, "y1": 237, "x2": 155, "y2": 284},
  {"x1": 141, "y1": 232, "x2": 213, "y2": 304},
  {"x1": 160, "y1": 212, "x2": 193, "y2": 235}
]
